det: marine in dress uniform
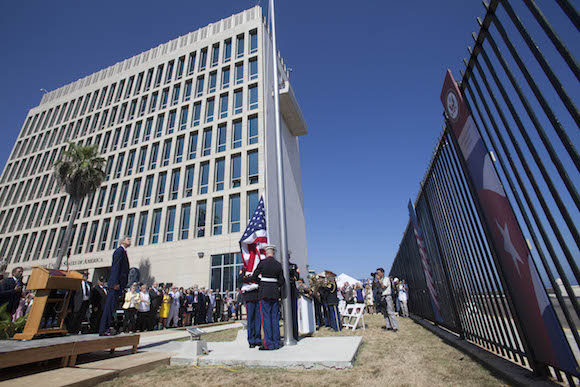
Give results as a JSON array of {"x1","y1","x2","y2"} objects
[
  {"x1": 249, "y1": 245, "x2": 285, "y2": 350},
  {"x1": 239, "y1": 269, "x2": 261, "y2": 348},
  {"x1": 288, "y1": 260, "x2": 300, "y2": 341}
]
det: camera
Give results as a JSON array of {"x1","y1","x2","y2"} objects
[{"x1": 370, "y1": 272, "x2": 377, "y2": 278}]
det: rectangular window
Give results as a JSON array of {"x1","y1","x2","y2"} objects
[
  {"x1": 180, "y1": 204, "x2": 191, "y2": 240},
  {"x1": 196, "y1": 76, "x2": 205, "y2": 98},
  {"x1": 249, "y1": 84, "x2": 258, "y2": 110},
  {"x1": 150, "y1": 209, "x2": 162, "y2": 244},
  {"x1": 176, "y1": 56, "x2": 185, "y2": 80},
  {"x1": 115, "y1": 153, "x2": 125, "y2": 178},
  {"x1": 179, "y1": 106, "x2": 188, "y2": 130},
  {"x1": 149, "y1": 92, "x2": 158, "y2": 113},
  {"x1": 165, "y1": 60, "x2": 174, "y2": 84},
  {"x1": 217, "y1": 124, "x2": 227, "y2": 152},
  {"x1": 215, "y1": 158, "x2": 225, "y2": 191},
  {"x1": 118, "y1": 181, "x2": 129, "y2": 210},
  {"x1": 95, "y1": 187, "x2": 107, "y2": 215},
  {"x1": 138, "y1": 96, "x2": 147, "y2": 117},
  {"x1": 143, "y1": 175, "x2": 153, "y2": 205},
  {"x1": 187, "y1": 132, "x2": 198, "y2": 159},
  {"x1": 199, "y1": 48, "x2": 207, "y2": 71},
  {"x1": 249, "y1": 58, "x2": 258, "y2": 80},
  {"x1": 221, "y1": 67, "x2": 230, "y2": 89},
  {"x1": 160, "y1": 88, "x2": 169, "y2": 109},
  {"x1": 170, "y1": 169, "x2": 180, "y2": 200},
  {"x1": 234, "y1": 89, "x2": 243, "y2": 115},
  {"x1": 167, "y1": 110, "x2": 176, "y2": 134},
  {"x1": 128, "y1": 99, "x2": 137, "y2": 120},
  {"x1": 154, "y1": 64, "x2": 164, "y2": 87},
  {"x1": 149, "y1": 143, "x2": 159, "y2": 169},
  {"x1": 195, "y1": 201, "x2": 206, "y2": 237},
  {"x1": 187, "y1": 52, "x2": 196, "y2": 76},
  {"x1": 134, "y1": 72, "x2": 144, "y2": 95},
  {"x1": 175, "y1": 136, "x2": 184, "y2": 163},
  {"x1": 231, "y1": 121, "x2": 242, "y2": 149},
  {"x1": 107, "y1": 184, "x2": 117, "y2": 213},
  {"x1": 206, "y1": 98, "x2": 215, "y2": 123},
  {"x1": 212, "y1": 198, "x2": 223, "y2": 235},
  {"x1": 209, "y1": 72, "x2": 217, "y2": 93},
  {"x1": 192, "y1": 102, "x2": 201, "y2": 126},
  {"x1": 184, "y1": 165, "x2": 194, "y2": 197},
  {"x1": 211, "y1": 44, "x2": 219, "y2": 67},
  {"x1": 118, "y1": 103, "x2": 127, "y2": 123},
  {"x1": 131, "y1": 178, "x2": 141, "y2": 208},
  {"x1": 199, "y1": 162, "x2": 209, "y2": 194},
  {"x1": 137, "y1": 147, "x2": 147, "y2": 172},
  {"x1": 110, "y1": 217, "x2": 122, "y2": 250},
  {"x1": 236, "y1": 34, "x2": 245, "y2": 58},
  {"x1": 248, "y1": 150, "x2": 259, "y2": 184},
  {"x1": 250, "y1": 30, "x2": 258, "y2": 53},
  {"x1": 231, "y1": 154, "x2": 241, "y2": 188},
  {"x1": 247, "y1": 191, "x2": 259, "y2": 220},
  {"x1": 184, "y1": 80, "x2": 192, "y2": 101},
  {"x1": 111, "y1": 128, "x2": 121, "y2": 151},
  {"x1": 156, "y1": 172, "x2": 167, "y2": 203},
  {"x1": 98, "y1": 218, "x2": 110, "y2": 251},
  {"x1": 145, "y1": 68, "x2": 153, "y2": 91},
  {"x1": 235, "y1": 63, "x2": 244, "y2": 85},
  {"x1": 86, "y1": 221, "x2": 98, "y2": 253},
  {"x1": 224, "y1": 40, "x2": 232, "y2": 62},
  {"x1": 171, "y1": 84, "x2": 180, "y2": 105},
  {"x1": 202, "y1": 129, "x2": 212, "y2": 156},
  {"x1": 125, "y1": 213, "x2": 135, "y2": 239},
  {"x1": 125, "y1": 76, "x2": 134, "y2": 99},
  {"x1": 219, "y1": 94, "x2": 228, "y2": 119},
  {"x1": 126, "y1": 150, "x2": 135, "y2": 176},
  {"x1": 229, "y1": 194, "x2": 240, "y2": 232},
  {"x1": 132, "y1": 121, "x2": 142, "y2": 144},
  {"x1": 165, "y1": 206, "x2": 176, "y2": 242},
  {"x1": 137, "y1": 212, "x2": 148, "y2": 246},
  {"x1": 75, "y1": 223, "x2": 87, "y2": 254},
  {"x1": 248, "y1": 115, "x2": 258, "y2": 144},
  {"x1": 143, "y1": 118, "x2": 153, "y2": 141},
  {"x1": 155, "y1": 114, "x2": 165, "y2": 138}
]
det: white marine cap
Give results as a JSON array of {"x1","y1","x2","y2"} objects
[
  {"x1": 264, "y1": 244, "x2": 277, "y2": 252},
  {"x1": 393, "y1": 277, "x2": 399, "y2": 283}
]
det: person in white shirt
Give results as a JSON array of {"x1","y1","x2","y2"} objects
[
  {"x1": 137, "y1": 284, "x2": 151, "y2": 331},
  {"x1": 398, "y1": 280, "x2": 409, "y2": 318},
  {"x1": 166, "y1": 286, "x2": 181, "y2": 328},
  {"x1": 377, "y1": 268, "x2": 399, "y2": 332}
]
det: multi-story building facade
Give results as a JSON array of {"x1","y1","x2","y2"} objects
[{"x1": 0, "y1": 6, "x2": 308, "y2": 292}]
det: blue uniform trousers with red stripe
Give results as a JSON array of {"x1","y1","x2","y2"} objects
[
  {"x1": 245, "y1": 300, "x2": 262, "y2": 345},
  {"x1": 260, "y1": 299, "x2": 280, "y2": 349},
  {"x1": 328, "y1": 304, "x2": 343, "y2": 331}
]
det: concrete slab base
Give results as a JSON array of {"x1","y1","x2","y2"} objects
[{"x1": 170, "y1": 331, "x2": 362, "y2": 370}]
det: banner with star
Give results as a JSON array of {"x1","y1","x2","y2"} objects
[{"x1": 441, "y1": 70, "x2": 578, "y2": 376}]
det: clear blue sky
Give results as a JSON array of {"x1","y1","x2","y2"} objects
[{"x1": 0, "y1": 0, "x2": 523, "y2": 278}]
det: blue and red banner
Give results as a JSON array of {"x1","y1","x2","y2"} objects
[
  {"x1": 408, "y1": 200, "x2": 443, "y2": 324},
  {"x1": 441, "y1": 70, "x2": 578, "y2": 376}
]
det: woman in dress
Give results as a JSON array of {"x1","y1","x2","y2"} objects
[
  {"x1": 122, "y1": 283, "x2": 140, "y2": 333},
  {"x1": 355, "y1": 283, "x2": 365, "y2": 304},
  {"x1": 158, "y1": 287, "x2": 171, "y2": 328},
  {"x1": 137, "y1": 284, "x2": 151, "y2": 331}
]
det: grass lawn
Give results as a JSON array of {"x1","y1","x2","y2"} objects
[{"x1": 99, "y1": 314, "x2": 507, "y2": 387}]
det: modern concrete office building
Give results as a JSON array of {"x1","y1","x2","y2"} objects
[{"x1": 0, "y1": 6, "x2": 308, "y2": 291}]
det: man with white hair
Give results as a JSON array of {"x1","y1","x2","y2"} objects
[{"x1": 100, "y1": 236, "x2": 131, "y2": 336}]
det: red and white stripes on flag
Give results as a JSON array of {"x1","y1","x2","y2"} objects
[
  {"x1": 408, "y1": 200, "x2": 443, "y2": 322},
  {"x1": 239, "y1": 196, "x2": 267, "y2": 292}
]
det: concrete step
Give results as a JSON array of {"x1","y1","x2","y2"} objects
[
  {"x1": 75, "y1": 351, "x2": 173, "y2": 378},
  {"x1": 0, "y1": 367, "x2": 118, "y2": 387}
]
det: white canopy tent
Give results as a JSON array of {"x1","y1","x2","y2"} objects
[{"x1": 336, "y1": 273, "x2": 362, "y2": 288}]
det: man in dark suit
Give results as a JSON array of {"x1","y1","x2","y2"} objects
[
  {"x1": 248, "y1": 245, "x2": 285, "y2": 351},
  {"x1": 149, "y1": 282, "x2": 162, "y2": 330},
  {"x1": 99, "y1": 236, "x2": 131, "y2": 336},
  {"x1": 70, "y1": 271, "x2": 92, "y2": 334},
  {"x1": 90, "y1": 276, "x2": 108, "y2": 333},
  {"x1": 214, "y1": 290, "x2": 222, "y2": 322},
  {"x1": 0, "y1": 267, "x2": 24, "y2": 317}
]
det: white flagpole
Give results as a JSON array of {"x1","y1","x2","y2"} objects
[{"x1": 269, "y1": 0, "x2": 296, "y2": 346}]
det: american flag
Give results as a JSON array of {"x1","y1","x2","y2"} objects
[{"x1": 239, "y1": 196, "x2": 267, "y2": 292}]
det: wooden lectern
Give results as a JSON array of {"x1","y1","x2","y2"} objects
[{"x1": 14, "y1": 267, "x2": 83, "y2": 340}]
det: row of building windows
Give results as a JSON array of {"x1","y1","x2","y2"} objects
[
  {"x1": 0, "y1": 112, "x2": 260, "y2": 208},
  {"x1": 0, "y1": 146, "x2": 260, "y2": 237},
  {"x1": 1, "y1": 83, "x2": 260, "y2": 187},
  {"x1": 0, "y1": 190, "x2": 260, "y2": 264},
  {"x1": 15, "y1": 29, "x2": 259, "y2": 149}
]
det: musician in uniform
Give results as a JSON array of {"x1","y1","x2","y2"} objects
[
  {"x1": 325, "y1": 272, "x2": 342, "y2": 331},
  {"x1": 248, "y1": 244, "x2": 285, "y2": 350},
  {"x1": 288, "y1": 257, "x2": 300, "y2": 341},
  {"x1": 239, "y1": 269, "x2": 261, "y2": 348}
]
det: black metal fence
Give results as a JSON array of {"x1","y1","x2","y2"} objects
[{"x1": 390, "y1": 0, "x2": 579, "y2": 384}]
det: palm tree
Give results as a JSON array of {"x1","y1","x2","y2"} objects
[{"x1": 53, "y1": 142, "x2": 106, "y2": 270}]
